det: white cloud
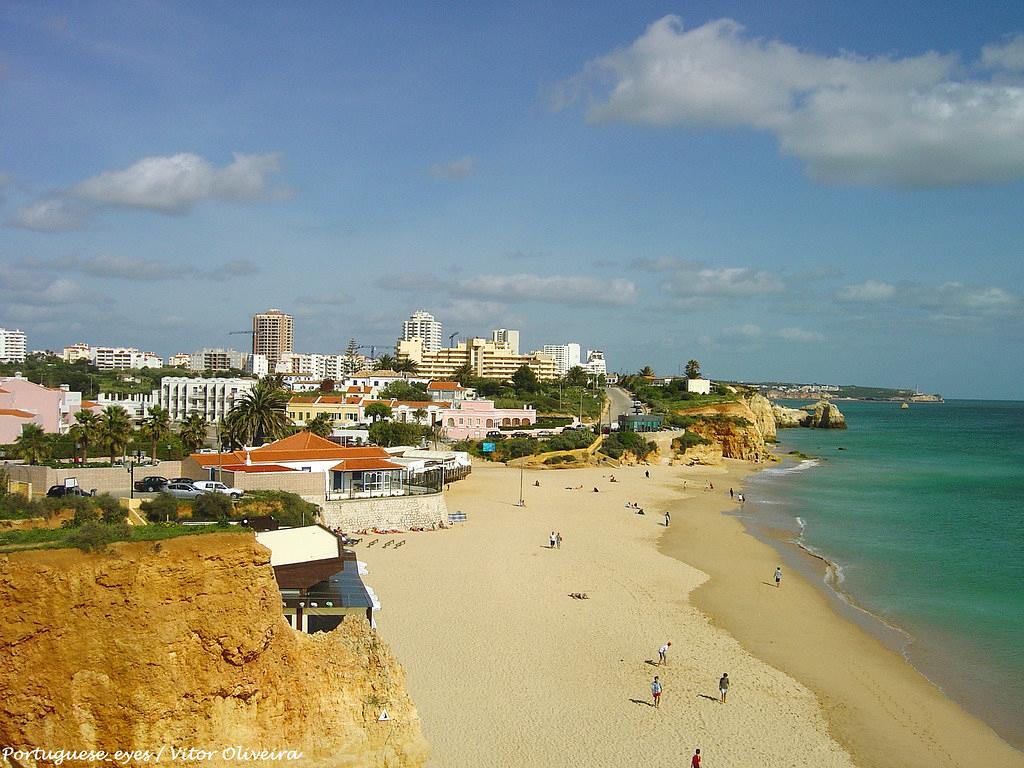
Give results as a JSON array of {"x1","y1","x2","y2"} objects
[
  {"x1": 13, "y1": 254, "x2": 259, "y2": 282},
  {"x1": 460, "y1": 273, "x2": 637, "y2": 306},
  {"x1": 836, "y1": 280, "x2": 897, "y2": 303},
  {"x1": 430, "y1": 156, "x2": 476, "y2": 180},
  {"x1": 666, "y1": 266, "x2": 785, "y2": 298},
  {"x1": 926, "y1": 282, "x2": 1020, "y2": 315},
  {"x1": 7, "y1": 197, "x2": 90, "y2": 231},
  {"x1": 722, "y1": 323, "x2": 763, "y2": 339},
  {"x1": 69, "y1": 152, "x2": 282, "y2": 213},
  {"x1": 560, "y1": 16, "x2": 1024, "y2": 186},
  {"x1": 981, "y1": 35, "x2": 1024, "y2": 71},
  {"x1": 775, "y1": 326, "x2": 825, "y2": 342}
]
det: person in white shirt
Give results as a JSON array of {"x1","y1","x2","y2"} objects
[{"x1": 658, "y1": 641, "x2": 672, "y2": 665}]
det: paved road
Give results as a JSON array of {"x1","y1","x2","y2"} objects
[{"x1": 605, "y1": 385, "x2": 639, "y2": 422}]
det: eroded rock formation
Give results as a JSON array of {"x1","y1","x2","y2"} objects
[{"x1": 0, "y1": 534, "x2": 428, "y2": 768}]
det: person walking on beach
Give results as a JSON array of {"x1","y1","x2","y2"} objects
[
  {"x1": 645, "y1": 470, "x2": 650, "y2": 479},
  {"x1": 690, "y1": 748, "x2": 701, "y2": 767},
  {"x1": 775, "y1": 565, "x2": 783, "y2": 588},
  {"x1": 651, "y1": 676, "x2": 663, "y2": 707},
  {"x1": 719, "y1": 673, "x2": 729, "y2": 703},
  {"x1": 550, "y1": 531, "x2": 557, "y2": 549},
  {"x1": 664, "y1": 511, "x2": 671, "y2": 527},
  {"x1": 729, "y1": 487, "x2": 734, "y2": 498},
  {"x1": 658, "y1": 641, "x2": 671, "y2": 665},
  {"x1": 556, "y1": 532, "x2": 562, "y2": 549}
]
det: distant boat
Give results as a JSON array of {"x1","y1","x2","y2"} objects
[{"x1": 901, "y1": 402, "x2": 909, "y2": 410}]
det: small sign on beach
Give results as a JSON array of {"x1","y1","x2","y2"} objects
[{"x1": 378, "y1": 710, "x2": 390, "y2": 722}]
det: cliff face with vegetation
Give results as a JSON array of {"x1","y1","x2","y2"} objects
[
  {"x1": 673, "y1": 394, "x2": 775, "y2": 462},
  {"x1": 0, "y1": 534, "x2": 428, "y2": 768}
]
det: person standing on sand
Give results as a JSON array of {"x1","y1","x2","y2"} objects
[
  {"x1": 550, "y1": 531, "x2": 556, "y2": 549},
  {"x1": 658, "y1": 641, "x2": 671, "y2": 665},
  {"x1": 664, "y1": 511, "x2": 671, "y2": 527},
  {"x1": 645, "y1": 470, "x2": 650, "y2": 478},
  {"x1": 651, "y1": 676, "x2": 662, "y2": 707},
  {"x1": 729, "y1": 487, "x2": 734, "y2": 498},
  {"x1": 719, "y1": 673, "x2": 729, "y2": 702},
  {"x1": 691, "y1": 748, "x2": 701, "y2": 767},
  {"x1": 775, "y1": 566, "x2": 782, "y2": 588},
  {"x1": 556, "y1": 532, "x2": 562, "y2": 549}
]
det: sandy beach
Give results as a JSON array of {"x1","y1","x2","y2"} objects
[{"x1": 359, "y1": 458, "x2": 1024, "y2": 768}]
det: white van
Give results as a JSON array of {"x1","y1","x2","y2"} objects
[{"x1": 191, "y1": 480, "x2": 244, "y2": 499}]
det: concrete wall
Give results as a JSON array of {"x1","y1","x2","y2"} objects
[
  {"x1": 224, "y1": 470, "x2": 326, "y2": 496},
  {"x1": 318, "y1": 492, "x2": 448, "y2": 532},
  {"x1": 3, "y1": 461, "x2": 183, "y2": 497}
]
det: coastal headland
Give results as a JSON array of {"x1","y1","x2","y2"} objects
[{"x1": 362, "y1": 459, "x2": 1023, "y2": 768}]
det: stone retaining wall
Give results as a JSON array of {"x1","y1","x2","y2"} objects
[
  {"x1": 317, "y1": 492, "x2": 449, "y2": 532},
  {"x1": 3, "y1": 461, "x2": 183, "y2": 497}
]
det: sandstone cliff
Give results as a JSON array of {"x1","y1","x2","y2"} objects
[
  {"x1": 771, "y1": 400, "x2": 847, "y2": 429},
  {"x1": 671, "y1": 399, "x2": 772, "y2": 462},
  {"x1": 0, "y1": 534, "x2": 428, "y2": 768},
  {"x1": 745, "y1": 393, "x2": 777, "y2": 442}
]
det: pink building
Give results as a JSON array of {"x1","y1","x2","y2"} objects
[
  {"x1": 437, "y1": 400, "x2": 536, "y2": 441},
  {"x1": 0, "y1": 375, "x2": 83, "y2": 443}
]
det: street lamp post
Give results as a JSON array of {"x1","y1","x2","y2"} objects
[
  {"x1": 517, "y1": 465, "x2": 525, "y2": 507},
  {"x1": 127, "y1": 460, "x2": 135, "y2": 500}
]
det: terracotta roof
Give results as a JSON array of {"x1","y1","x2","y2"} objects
[
  {"x1": 351, "y1": 369, "x2": 403, "y2": 377},
  {"x1": 346, "y1": 386, "x2": 373, "y2": 394},
  {"x1": 0, "y1": 387, "x2": 9, "y2": 393},
  {"x1": 290, "y1": 396, "x2": 317, "y2": 403},
  {"x1": 191, "y1": 432, "x2": 391, "y2": 465},
  {"x1": 190, "y1": 451, "x2": 246, "y2": 467},
  {"x1": 427, "y1": 381, "x2": 464, "y2": 391},
  {"x1": 330, "y1": 458, "x2": 405, "y2": 472},
  {"x1": 80, "y1": 400, "x2": 100, "y2": 408},
  {"x1": 0, "y1": 408, "x2": 35, "y2": 418},
  {"x1": 394, "y1": 401, "x2": 438, "y2": 408},
  {"x1": 221, "y1": 463, "x2": 297, "y2": 473}
]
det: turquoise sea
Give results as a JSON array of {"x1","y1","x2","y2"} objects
[{"x1": 742, "y1": 400, "x2": 1024, "y2": 750}]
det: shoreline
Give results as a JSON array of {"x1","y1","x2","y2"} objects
[
  {"x1": 657, "y1": 458, "x2": 1023, "y2": 768},
  {"x1": 360, "y1": 458, "x2": 1023, "y2": 768}
]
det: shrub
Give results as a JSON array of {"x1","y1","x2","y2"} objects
[
  {"x1": 94, "y1": 493, "x2": 126, "y2": 524},
  {"x1": 140, "y1": 493, "x2": 180, "y2": 523},
  {"x1": 193, "y1": 492, "x2": 232, "y2": 520},
  {"x1": 67, "y1": 521, "x2": 131, "y2": 552},
  {"x1": 71, "y1": 501, "x2": 101, "y2": 527},
  {"x1": 236, "y1": 491, "x2": 319, "y2": 527}
]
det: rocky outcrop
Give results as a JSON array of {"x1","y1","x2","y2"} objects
[
  {"x1": 772, "y1": 400, "x2": 847, "y2": 429},
  {"x1": 0, "y1": 533, "x2": 428, "y2": 768},
  {"x1": 745, "y1": 393, "x2": 777, "y2": 442},
  {"x1": 671, "y1": 399, "x2": 772, "y2": 462}
]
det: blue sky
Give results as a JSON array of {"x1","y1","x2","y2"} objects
[{"x1": 2, "y1": 1, "x2": 1023, "y2": 398}]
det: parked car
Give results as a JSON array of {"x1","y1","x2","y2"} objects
[
  {"x1": 46, "y1": 485, "x2": 92, "y2": 498},
  {"x1": 133, "y1": 476, "x2": 169, "y2": 492},
  {"x1": 511, "y1": 431, "x2": 531, "y2": 438},
  {"x1": 485, "y1": 431, "x2": 506, "y2": 440},
  {"x1": 169, "y1": 477, "x2": 196, "y2": 486},
  {"x1": 165, "y1": 482, "x2": 205, "y2": 500},
  {"x1": 191, "y1": 480, "x2": 244, "y2": 499}
]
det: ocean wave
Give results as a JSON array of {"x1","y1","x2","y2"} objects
[{"x1": 761, "y1": 459, "x2": 820, "y2": 476}]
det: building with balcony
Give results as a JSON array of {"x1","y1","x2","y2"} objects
[
  {"x1": 401, "y1": 310, "x2": 442, "y2": 352},
  {"x1": 158, "y1": 376, "x2": 256, "y2": 423},
  {"x1": 542, "y1": 343, "x2": 582, "y2": 376},
  {"x1": 252, "y1": 308, "x2": 294, "y2": 371},
  {"x1": 0, "y1": 328, "x2": 27, "y2": 363},
  {"x1": 396, "y1": 337, "x2": 558, "y2": 382},
  {"x1": 189, "y1": 348, "x2": 245, "y2": 372}
]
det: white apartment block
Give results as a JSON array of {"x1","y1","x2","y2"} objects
[
  {"x1": 542, "y1": 343, "x2": 582, "y2": 376},
  {"x1": 158, "y1": 377, "x2": 257, "y2": 423},
  {"x1": 91, "y1": 347, "x2": 164, "y2": 370},
  {"x1": 0, "y1": 328, "x2": 27, "y2": 363},
  {"x1": 247, "y1": 353, "x2": 269, "y2": 377},
  {"x1": 397, "y1": 337, "x2": 558, "y2": 381},
  {"x1": 491, "y1": 329, "x2": 520, "y2": 355},
  {"x1": 168, "y1": 353, "x2": 192, "y2": 368},
  {"x1": 401, "y1": 310, "x2": 442, "y2": 352},
  {"x1": 96, "y1": 391, "x2": 158, "y2": 421},
  {"x1": 62, "y1": 342, "x2": 92, "y2": 363},
  {"x1": 584, "y1": 349, "x2": 607, "y2": 377},
  {"x1": 275, "y1": 352, "x2": 365, "y2": 381},
  {"x1": 189, "y1": 348, "x2": 245, "y2": 372}
]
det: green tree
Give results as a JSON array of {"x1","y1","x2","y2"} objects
[
  {"x1": 450, "y1": 363, "x2": 474, "y2": 386},
  {"x1": 69, "y1": 410, "x2": 101, "y2": 463},
  {"x1": 412, "y1": 407, "x2": 428, "y2": 425},
  {"x1": 14, "y1": 423, "x2": 50, "y2": 465},
  {"x1": 564, "y1": 366, "x2": 589, "y2": 387},
  {"x1": 343, "y1": 338, "x2": 362, "y2": 376},
  {"x1": 140, "y1": 493, "x2": 179, "y2": 522},
  {"x1": 685, "y1": 359, "x2": 702, "y2": 379},
  {"x1": 638, "y1": 365, "x2": 656, "y2": 380},
  {"x1": 193, "y1": 491, "x2": 232, "y2": 521},
  {"x1": 179, "y1": 413, "x2": 209, "y2": 454},
  {"x1": 226, "y1": 377, "x2": 291, "y2": 445},
  {"x1": 511, "y1": 364, "x2": 541, "y2": 393},
  {"x1": 94, "y1": 493, "x2": 127, "y2": 524},
  {"x1": 374, "y1": 354, "x2": 397, "y2": 371},
  {"x1": 393, "y1": 357, "x2": 419, "y2": 376},
  {"x1": 379, "y1": 381, "x2": 428, "y2": 400},
  {"x1": 369, "y1": 421, "x2": 425, "y2": 447},
  {"x1": 306, "y1": 412, "x2": 334, "y2": 438},
  {"x1": 365, "y1": 402, "x2": 392, "y2": 423},
  {"x1": 101, "y1": 405, "x2": 134, "y2": 463},
  {"x1": 142, "y1": 405, "x2": 171, "y2": 461}
]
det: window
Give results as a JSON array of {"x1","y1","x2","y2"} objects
[{"x1": 447, "y1": 418, "x2": 455, "y2": 427}]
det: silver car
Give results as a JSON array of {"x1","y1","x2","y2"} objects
[
  {"x1": 191, "y1": 480, "x2": 244, "y2": 499},
  {"x1": 165, "y1": 482, "x2": 204, "y2": 500}
]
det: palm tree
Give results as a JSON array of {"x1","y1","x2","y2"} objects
[
  {"x1": 14, "y1": 423, "x2": 50, "y2": 465},
  {"x1": 452, "y1": 363, "x2": 475, "y2": 386},
  {"x1": 374, "y1": 354, "x2": 397, "y2": 371},
  {"x1": 685, "y1": 359, "x2": 702, "y2": 379},
  {"x1": 69, "y1": 410, "x2": 100, "y2": 463},
  {"x1": 101, "y1": 405, "x2": 134, "y2": 464},
  {"x1": 638, "y1": 365, "x2": 656, "y2": 380},
  {"x1": 179, "y1": 413, "x2": 209, "y2": 454},
  {"x1": 218, "y1": 415, "x2": 245, "y2": 451},
  {"x1": 393, "y1": 357, "x2": 419, "y2": 377},
  {"x1": 226, "y1": 377, "x2": 291, "y2": 446},
  {"x1": 306, "y1": 412, "x2": 334, "y2": 438},
  {"x1": 413, "y1": 407, "x2": 427, "y2": 425},
  {"x1": 143, "y1": 405, "x2": 171, "y2": 461}
]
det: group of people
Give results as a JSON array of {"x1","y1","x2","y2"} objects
[
  {"x1": 648, "y1": 641, "x2": 712, "y2": 767},
  {"x1": 548, "y1": 531, "x2": 563, "y2": 549}
]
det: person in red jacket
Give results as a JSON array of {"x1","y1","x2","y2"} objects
[{"x1": 691, "y1": 748, "x2": 701, "y2": 767}]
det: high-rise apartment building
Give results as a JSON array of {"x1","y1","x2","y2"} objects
[
  {"x1": 491, "y1": 329, "x2": 520, "y2": 355},
  {"x1": 252, "y1": 308, "x2": 294, "y2": 371},
  {"x1": 397, "y1": 337, "x2": 558, "y2": 381},
  {"x1": 401, "y1": 310, "x2": 442, "y2": 352},
  {"x1": 584, "y1": 349, "x2": 607, "y2": 377},
  {"x1": 542, "y1": 343, "x2": 582, "y2": 376},
  {"x1": 0, "y1": 328, "x2": 27, "y2": 363},
  {"x1": 189, "y1": 348, "x2": 245, "y2": 372}
]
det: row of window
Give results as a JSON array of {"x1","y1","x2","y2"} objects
[{"x1": 446, "y1": 416, "x2": 532, "y2": 428}]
